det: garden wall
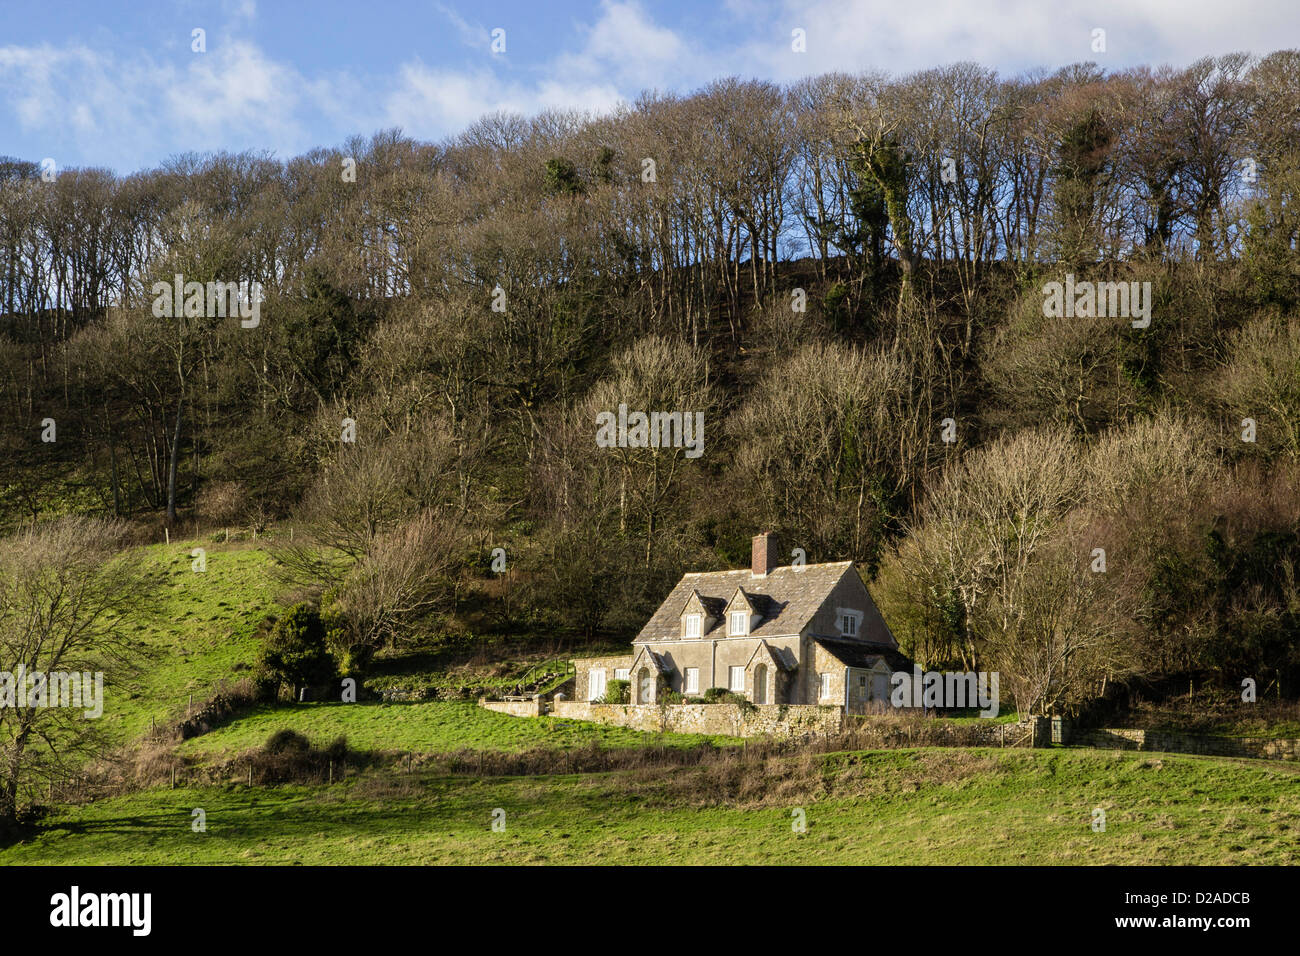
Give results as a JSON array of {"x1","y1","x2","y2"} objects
[
  {"x1": 479, "y1": 698, "x2": 545, "y2": 718},
  {"x1": 549, "y1": 701, "x2": 845, "y2": 737}
]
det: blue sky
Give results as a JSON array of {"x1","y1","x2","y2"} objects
[{"x1": 3, "y1": 0, "x2": 1299, "y2": 174}]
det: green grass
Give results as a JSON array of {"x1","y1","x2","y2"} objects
[
  {"x1": 5, "y1": 748, "x2": 1297, "y2": 865},
  {"x1": 362, "y1": 651, "x2": 575, "y2": 697},
  {"x1": 102, "y1": 540, "x2": 280, "y2": 744},
  {"x1": 178, "y1": 701, "x2": 740, "y2": 755}
]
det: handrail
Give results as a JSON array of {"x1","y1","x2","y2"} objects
[{"x1": 511, "y1": 658, "x2": 574, "y2": 696}]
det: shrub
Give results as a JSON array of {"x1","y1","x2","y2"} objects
[
  {"x1": 602, "y1": 679, "x2": 630, "y2": 704},
  {"x1": 703, "y1": 687, "x2": 750, "y2": 705},
  {"x1": 265, "y1": 729, "x2": 312, "y2": 754},
  {"x1": 251, "y1": 732, "x2": 358, "y2": 785},
  {"x1": 257, "y1": 604, "x2": 338, "y2": 701}
]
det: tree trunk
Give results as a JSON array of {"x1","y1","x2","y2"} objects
[{"x1": 166, "y1": 398, "x2": 183, "y2": 523}]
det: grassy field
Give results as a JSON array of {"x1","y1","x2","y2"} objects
[
  {"x1": 4, "y1": 748, "x2": 1298, "y2": 865},
  {"x1": 178, "y1": 700, "x2": 741, "y2": 754},
  {"x1": 102, "y1": 539, "x2": 280, "y2": 744}
]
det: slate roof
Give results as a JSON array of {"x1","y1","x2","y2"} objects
[
  {"x1": 814, "y1": 637, "x2": 913, "y2": 672},
  {"x1": 746, "y1": 639, "x2": 798, "y2": 671},
  {"x1": 629, "y1": 646, "x2": 673, "y2": 674},
  {"x1": 635, "y1": 560, "x2": 855, "y2": 643},
  {"x1": 729, "y1": 588, "x2": 776, "y2": 618},
  {"x1": 697, "y1": 594, "x2": 727, "y2": 620}
]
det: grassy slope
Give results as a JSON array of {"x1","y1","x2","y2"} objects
[
  {"x1": 4, "y1": 748, "x2": 1297, "y2": 865},
  {"x1": 102, "y1": 540, "x2": 279, "y2": 744},
  {"x1": 178, "y1": 701, "x2": 741, "y2": 754},
  {"x1": 89, "y1": 537, "x2": 730, "y2": 758}
]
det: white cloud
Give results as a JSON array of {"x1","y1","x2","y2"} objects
[
  {"x1": 382, "y1": 61, "x2": 623, "y2": 138},
  {"x1": 0, "y1": 38, "x2": 335, "y2": 171},
  {"x1": 575, "y1": 0, "x2": 691, "y2": 86},
  {"x1": 537, "y1": 0, "x2": 718, "y2": 97},
  {"x1": 383, "y1": 2, "x2": 675, "y2": 137},
  {"x1": 3, "y1": 0, "x2": 1299, "y2": 172},
  {"x1": 384, "y1": 63, "x2": 525, "y2": 133},
  {"x1": 745, "y1": 0, "x2": 1300, "y2": 80},
  {"x1": 435, "y1": 2, "x2": 491, "y2": 50}
]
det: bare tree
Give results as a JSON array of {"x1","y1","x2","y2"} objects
[{"x1": 0, "y1": 518, "x2": 153, "y2": 827}]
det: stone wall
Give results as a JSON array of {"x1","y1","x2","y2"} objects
[
  {"x1": 549, "y1": 700, "x2": 845, "y2": 737},
  {"x1": 1058, "y1": 723, "x2": 1299, "y2": 761},
  {"x1": 842, "y1": 714, "x2": 1044, "y2": 749},
  {"x1": 479, "y1": 697, "x2": 545, "y2": 718}
]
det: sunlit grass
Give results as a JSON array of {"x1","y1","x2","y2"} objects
[{"x1": 5, "y1": 748, "x2": 1296, "y2": 865}]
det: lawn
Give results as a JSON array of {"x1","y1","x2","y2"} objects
[
  {"x1": 178, "y1": 700, "x2": 741, "y2": 754},
  {"x1": 100, "y1": 539, "x2": 281, "y2": 744},
  {"x1": 4, "y1": 748, "x2": 1298, "y2": 865}
]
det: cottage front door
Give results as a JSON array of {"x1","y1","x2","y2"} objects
[
  {"x1": 872, "y1": 671, "x2": 889, "y2": 704},
  {"x1": 638, "y1": 669, "x2": 654, "y2": 704}
]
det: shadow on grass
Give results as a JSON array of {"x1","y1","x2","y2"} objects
[{"x1": 7, "y1": 775, "x2": 635, "y2": 862}]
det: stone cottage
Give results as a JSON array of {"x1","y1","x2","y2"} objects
[{"x1": 572, "y1": 532, "x2": 910, "y2": 713}]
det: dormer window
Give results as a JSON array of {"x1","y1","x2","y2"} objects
[
  {"x1": 838, "y1": 608, "x2": 862, "y2": 637},
  {"x1": 723, "y1": 586, "x2": 759, "y2": 637},
  {"x1": 684, "y1": 614, "x2": 701, "y2": 638}
]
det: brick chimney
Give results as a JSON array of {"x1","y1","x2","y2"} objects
[{"x1": 751, "y1": 531, "x2": 778, "y2": 577}]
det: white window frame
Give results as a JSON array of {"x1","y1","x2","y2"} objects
[
  {"x1": 729, "y1": 666, "x2": 746, "y2": 692},
  {"x1": 589, "y1": 668, "x2": 607, "y2": 702},
  {"x1": 684, "y1": 668, "x2": 700, "y2": 694},
  {"x1": 819, "y1": 673, "x2": 832, "y2": 700},
  {"x1": 729, "y1": 610, "x2": 748, "y2": 636},
  {"x1": 837, "y1": 608, "x2": 862, "y2": 638},
  {"x1": 684, "y1": 614, "x2": 701, "y2": 638},
  {"x1": 614, "y1": 668, "x2": 629, "y2": 681}
]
